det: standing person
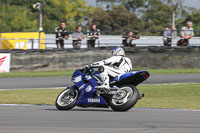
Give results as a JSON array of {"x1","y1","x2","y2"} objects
[
  {"x1": 55, "y1": 21, "x2": 69, "y2": 49},
  {"x1": 72, "y1": 26, "x2": 85, "y2": 48},
  {"x1": 87, "y1": 24, "x2": 100, "y2": 48},
  {"x1": 163, "y1": 24, "x2": 177, "y2": 46},
  {"x1": 177, "y1": 21, "x2": 194, "y2": 46},
  {"x1": 122, "y1": 31, "x2": 139, "y2": 47}
]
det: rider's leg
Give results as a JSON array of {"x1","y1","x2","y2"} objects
[
  {"x1": 97, "y1": 65, "x2": 125, "y2": 90},
  {"x1": 97, "y1": 65, "x2": 110, "y2": 90}
]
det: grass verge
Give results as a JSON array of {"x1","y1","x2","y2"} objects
[
  {"x1": 0, "y1": 68, "x2": 200, "y2": 78},
  {"x1": 0, "y1": 83, "x2": 200, "y2": 109},
  {"x1": 146, "y1": 68, "x2": 200, "y2": 74},
  {"x1": 0, "y1": 71, "x2": 74, "y2": 78},
  {"x1": 136, "y1": 83, "x2": 200, "y2": 109}
]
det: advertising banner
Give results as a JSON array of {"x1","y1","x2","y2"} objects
[
  {"x1": 0, "y1": 53, "x2": 11, "y2": 73},
  {"x1": 1, "y1": 32, "x2": 45, "y2": 50}
]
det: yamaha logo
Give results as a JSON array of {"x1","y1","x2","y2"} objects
[{"x1": 88, "y1": 98, "x2": 100, "y2": 103}]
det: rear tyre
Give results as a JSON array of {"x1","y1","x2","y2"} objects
[
  {"x1": 110, "y1": 85, "x2": 139, "y2": 112},
  {"x1": 55, "y1": 86, "x2": 79, "y2": 110}
]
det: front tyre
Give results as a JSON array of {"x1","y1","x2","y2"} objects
[
  {"x1": 110, "y1": 85, "x2": 139, "y2": 112},
  {"x1": 56, "y1": 86, "x2": 79, "y2": 110}
]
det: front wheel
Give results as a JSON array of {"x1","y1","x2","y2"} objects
[
  {"x1": 55, "y1": 86, "x2": 79, "y2": 110},
  {"x1": 110, "y1": 85, "x2": 140, "y2": 111}
]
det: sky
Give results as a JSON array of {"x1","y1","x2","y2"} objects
[
  {"x1": 85, "y1": 0, "x2": 200, "y2": 9},
  {"x1": 183, "y1": 0, "x2": 200, "y2": 9}
]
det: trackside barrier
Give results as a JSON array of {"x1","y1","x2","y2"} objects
[
  {"x1": 0, "y1": 53, "x2": 11, "y2": 73},
  {"x1": 0, "y1": 31, "x2": 200, "y2": 49},
  {"x1": 0, "y1": 32, "x2": 45, "y2": 50}
]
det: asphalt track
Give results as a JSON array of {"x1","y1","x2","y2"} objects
[
  {"x1": 0, "y1": 75, "x2": 200, "y2": 133},
  {"x1": 0, "y1": 74, "x2": 200, "y2": 89},
  {"x1": 0, "y1": 105, "x2": 200, "y2": 133}
]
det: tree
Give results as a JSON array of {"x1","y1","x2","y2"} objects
[
  {"x1": 183, "y1": 9, "x2": 200, "y2": 36},
  {"x1": 0, "y1": 0, "x2": 89, "y2": 32},
  {"x1": 42, "y1": 0, "x2": 88, "y2": 31},
  {"x1": 143, "y1": 0, "x2": 173, "y2": 27},
  {"x1": 0, "y1": 2, "x2": 37, "y2": 32},
  {"x1": 141, "y1": 0, "x2": 175, "y2": 35},
  {"x1": 90, "y1": 6, "x2": 144, "y2": 34},
  {"x1": 96, "y1": 0, "x2": 147, "y2": 11}
]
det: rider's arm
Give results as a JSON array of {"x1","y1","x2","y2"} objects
[
  {"x1": 104, "y1": 56, "x2": 121, "y2": 66},
  {"x1": 90, "y1": 60, "x2": 104, "y2": 67},
  {"x1": 91, "y1": 56, "x2": 121, "y2": 67}
]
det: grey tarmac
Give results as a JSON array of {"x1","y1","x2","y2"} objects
[
  {"x1": 0, "y1": 105, "x2": 200, "y2": 133},
  {"x1": 0, "y1": 74, "x2": 200, "y2": 89}
]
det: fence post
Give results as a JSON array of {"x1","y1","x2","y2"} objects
[
  {"x1": 0, "y1": 33, "x2": 1, "y2": 49},
  {"x1": 33, "y1": 2, "x2": 44, "y2": 49},
  {"x1": 171, "y1": 3, "x2": 178, "y2": 46}
]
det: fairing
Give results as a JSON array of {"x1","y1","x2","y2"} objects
[{"x1": 71, "y1": 69, "x2": 150, "y2": 107}]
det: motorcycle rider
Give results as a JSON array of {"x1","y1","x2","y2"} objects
[{"x1": 86, "y1": 47, "x2": 132, "y2": 91}]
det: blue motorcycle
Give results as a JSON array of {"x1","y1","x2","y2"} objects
[{"x1": 56, "y1": 66, "x2": 150, "y2": 111}]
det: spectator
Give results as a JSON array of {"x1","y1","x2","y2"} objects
[
  {"x1": 72, "y1": 26, "x2": 85, "y2": 48},
  {"x1": 55, "y1": 21, "x2": 69, "y2": 49},
  {"x1": 122, "y1": 31, "x2": 139, "y2": 47},
  {"x1": 177, "y1": 21, "x2": 194, "y2": 46},
  {"x1": 87, "y1": 24, "x2": 100, "y2": 48},
  {"x1": 163, "y1": 24, "x2": 177, "y2": 46}
]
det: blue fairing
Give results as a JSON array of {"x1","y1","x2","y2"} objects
[
  {"x1": 71, "y1": 70, "x2": 107, "y2": 106},
  {"x1": 118, "y1": 71, "x2": 150, "y2": 81},
  {"x1": 71, "y1": 69, "x2": 150, "y2": 107}
]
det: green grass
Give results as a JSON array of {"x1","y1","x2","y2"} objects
[
  {"x1": 0, "y1": 89, "x2": 62, "y2": 105},
  {"x1": 0, "y1": 70, "x2": 74, "y2": 78},
  {"x1": 0, "y1": 68, "x2": 200, "y2": 78},
  {"x1": 0, "y1": 83, "x2": 200, "y2": 109},
  {"x1": 136, "y1": 83, "x2": 200, "y2": 109},
  {"x1": 146, "y1": 68, "x2": 200, "y2": 74}
]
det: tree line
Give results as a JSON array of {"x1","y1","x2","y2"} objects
[{"x1": 0, "y1": 0, "x2": 200, "y2": 35}]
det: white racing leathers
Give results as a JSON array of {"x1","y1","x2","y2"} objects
[{"x1": 91, "y1": 55, "x2": 132, "y2": 89}]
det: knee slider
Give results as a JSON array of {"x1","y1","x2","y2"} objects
[{"x1": 98, "y1": 66, "x2": 105, "y2": 73}]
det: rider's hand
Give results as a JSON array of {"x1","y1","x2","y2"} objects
[
  {"x1": 84, "y1": 64, "x2": 91, "y2": 69},
  {"x1": 83, "y1": 65, "x2": 90, "y2": 73}
]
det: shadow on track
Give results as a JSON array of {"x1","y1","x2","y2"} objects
[{"x1": 44, "y1": 108, "x2": 113, "y2": 112}]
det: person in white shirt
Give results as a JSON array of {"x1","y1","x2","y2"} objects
[
  {"x1": 177, "y1": 21, "x2": 194, "y2": 46},
  {"x1": 72, "y1": 26, "x2": 85, "y2": 48}
]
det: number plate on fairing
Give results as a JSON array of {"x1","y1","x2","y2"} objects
[{"x1": 87, "y1": 98, "x2": 100, "y2": 103}]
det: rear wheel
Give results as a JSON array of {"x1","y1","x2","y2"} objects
[
  {"x1": 110, "y1": 85, "x2": 139, "y2": 111},
  {"x1": 55, "y1": 86, "x2": 79, "y2": 110}
]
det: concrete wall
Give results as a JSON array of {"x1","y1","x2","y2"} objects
[{"x1": 8, "y1": 47, "x2": 200, "y2": 71}]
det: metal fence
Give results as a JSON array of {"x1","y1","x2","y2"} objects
[
  {"x1": 0, "y1": 31, "x2": 200, "y2": 49},
  {"x1": 45, "y1": 34, "x2": 200, "y2": 49}
]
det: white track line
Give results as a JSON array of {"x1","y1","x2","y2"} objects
[
  {"x1": 0, "y1": 104, "x2": 200, "y2": 111},
  {"x1": 142, "y1": 82, "x2": 199, "y2": 85},
  {"x1": 0, "y1": 87, "x2": 65, "y2": 91},
  {"x1": 0, "y1": 104, "x2": 54, "y2": 107},
  {"x1": 0, "y1": 83, "x2": 199, "y2": 90}
]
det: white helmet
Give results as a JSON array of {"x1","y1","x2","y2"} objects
[{"x1": 111, "y1": 47, "x2": 125, "y2": 56}]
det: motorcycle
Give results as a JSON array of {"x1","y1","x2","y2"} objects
[{"x1": 55, "y1": 66, "x2": 150, "y2": 111}]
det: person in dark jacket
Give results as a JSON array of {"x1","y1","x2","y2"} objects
[
  {"x1": 87, "y1": 24, "x2": 100, "y2": 48},
  {"x1": 122, "y1": 31, "x2": 139, "y2": 47},
  {"x1": 55, "y1": 21, "x2": 69, "y2": 49}
]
